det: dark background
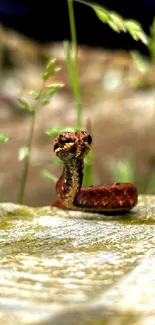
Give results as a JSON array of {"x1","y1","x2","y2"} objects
[{"x1": 0, "y1": 0, "x2": 155, "y2": 53}]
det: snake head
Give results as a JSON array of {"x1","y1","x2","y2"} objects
[{"x1": 53, "y1": 131, "x2": 92, "y2": 161}]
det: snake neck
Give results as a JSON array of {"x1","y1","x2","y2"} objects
[{"x1": 56, "y1": 158, "x2": 84, "y2": 208}]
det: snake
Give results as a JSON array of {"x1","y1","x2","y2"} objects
[{"x1": 52, "y1": 131, "x2": 138, "y2": 213}]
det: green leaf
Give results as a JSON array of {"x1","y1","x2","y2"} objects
[
  {"x1": 18, "y1": 147, "x2": 29, "y2": 161},
  {"x1": 46, "y1": 83, "x2": 64, "y2": 89},
  {"x1": 110, "y1": 12, "x2": 126, "y2": 32},
  {"x1": 28, "y1": 90, "x2": 40, "y2": 100},
  {"x1": 124, "y1": 20, "x2": 148, "y2": 45},
  {"x1": 94, "y1": 7, "x2": 125, "y2": 33},
  {"x1": 19, "y1": 98, "x2": 35, "y2": 114},
  {"x1": 41, "y1": 59, "x2": 61, "y2": 80},
  {"x1": 64, "y1": 41, "x2": 78, "y2": 98},
  {"x1": 73, "y1": 1, "x2": 148, "y2": 45},
  {"x1": 52, "y1": 157, "x2": 63, "y2": 166},
  {"x1": 94, "y1": 5, "x2": 148, "y2": 44},
  {"x1": 41, "y1": 83, "x2": 64, "y2": 105},
  {"x1": 41, "y1": 90, "x2": 53, "y2": 105},
  {"x1": 94, "y1": 6, "x2": 108, "y2": 23},
  {"x1": 46, "y1": 59, "x2": 60, "y2": 75},
  {"x1": 0, "y1": 133, "x2": 10, "y2": 143},
  {"x1": 131, "y1": 51, "x2": 149, "y2": 73},
  {"x1": 148, "y1": 18, "x2": 155, "y2": 65},
  {"x1": 45, "y1": 127, "x2": 77, "y2": 138},
  {"x1": 41, "y1": 89, "x2": 56, "y2": 105},
  {"x1": 41, "y1": 169, "x2": 57, "y2": 183},
  {"x1": 41, "y1": 72, "x2": 48, "y2": 81},
  {"x1": 83, "y1": 149, "x2": 93, "y2": 186},
  {"x1": 146, "y1": 171, "x2": 155, "y2": 193},
  {"x1": 112, "y1": 158, "x2": 134, "y2": 183}
]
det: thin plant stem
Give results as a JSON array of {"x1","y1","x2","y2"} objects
[
  {"x1": 67, "y1": 0, "x2": 82, "y2": 129},
  {"x1": 67, "y1": 0, "x2": 78, "y2": 65},
  {"x1": 72, "y1": 0, "x2": 93, "y2": 9},
  {"x1": 18, "y1": 82, "x2": 46, "y2": 204},
  {"x1": 67, "y1": 0, "x2": 94, "y2": 186},
  {"x1": 18, "y1": 114, "x2": 36, "y2": 204}
]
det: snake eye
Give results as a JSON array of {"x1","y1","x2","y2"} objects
[
  {"x1": 54, "y1": 133, "x2": 76, "y2": 156},
  {"x1": 58, "y1": 133, "x2": 75, "y2": 144},
  {"x1": 59, "y1": 136, "x2": 68, "y2": 143},
  {"x1": 59, "y1": 137, "x2": 74, "y2": 144}
]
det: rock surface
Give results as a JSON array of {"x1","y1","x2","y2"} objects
[{"x1": 0, "y1": 195, "x2": 155, "y2": 324}]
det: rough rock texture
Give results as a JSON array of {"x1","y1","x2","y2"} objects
[{"x1": 0, "y1": 195, "x2": 155, "y2": 324}]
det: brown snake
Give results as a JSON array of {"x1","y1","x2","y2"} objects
[{"x1": 52, "y1": 131, "x2": 138, "y2": 213}]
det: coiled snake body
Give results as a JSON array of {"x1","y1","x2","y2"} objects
[{"x1": 52, "y1": 131, "x2": 138, "y2": 213}]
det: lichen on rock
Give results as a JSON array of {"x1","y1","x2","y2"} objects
[{"x1": 0, "y1": 195, "x2": 155, "y2": 325}]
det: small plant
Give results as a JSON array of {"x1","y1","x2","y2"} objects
[
  {"x1": 149, "y1": 17, "x2": 155, "y2": 64},
  {"x1": 127, "y1": 17, "x2": 155, "y2": 192},
  {"x1": 73, "y1": 0, "x2": 148, "y2": 45},
  {"x1": 112, "y1": 158, "x2": 134, "y2": 183},
  {"x1": 0, "y1": 133, "x2": 10, "y2": 143},
  {"x1": 66, "y1": 0, "x2": 82, "y2": 129},
  {"x1": 65, "y1": 0, "x2": 148, "y2": 188},
  {"x1": 18, "y1": 59, "x2": 64, "y2": 204},
  {"x1": 0, "y1": 133, "x2": 10, "y2": 201},
  {"x1": 130, "y1": 17, "x2": 155, "y2": 83}
]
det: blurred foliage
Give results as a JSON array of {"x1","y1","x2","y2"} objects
[
  {"x1": 2, "y1": 0, "x2": 155, "y2": 204},
  {"x1": 0, "y1": 133, "x2": 10, "y2": 143},
  {"x1": 18, "y1": 59, "x2": 63, "y2": 204},
  {"x1": 74, "y1": 0, "x2": 148, "y2": 45},
  {"x1": 112, "y1": 158, "x2": 134, "y2": 184}
]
